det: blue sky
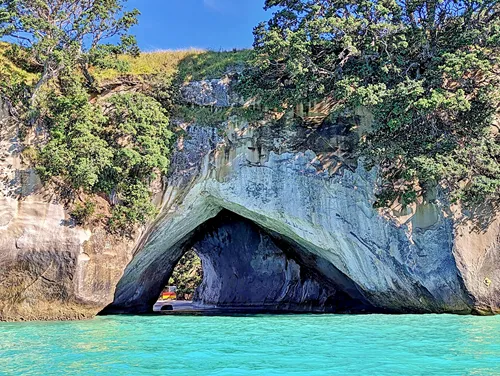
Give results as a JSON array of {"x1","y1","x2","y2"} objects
[{"x1": 125, "y1": 0, "x2": 271, "y2": 51}]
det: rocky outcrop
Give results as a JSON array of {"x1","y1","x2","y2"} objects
[
  {"x1": 1, "y1": 77, "x2": 499, "y2": 320},
  {"x1": 106, "y1": 122, "x2": 474, "y2": 314},
  {"x1": 107, "y1": 85, "x2": 499, "y2": 314},
  {"x1": 0, "y1": 99, "x2": 137, "y2": 321},
  {"x1": 453, "y1": 209, "x2": 500, "y2": 314},
  {"x1": 180, "y1": 77, "x2": 243, "y2": 107}
]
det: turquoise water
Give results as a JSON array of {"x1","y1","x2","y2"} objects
[{"x1": 0, "y1": 314, "x2": 499, "y2": 375}]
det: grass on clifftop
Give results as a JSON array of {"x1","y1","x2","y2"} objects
[
  {"x1": 177, "y1": 49, "x2": 251, "y2": 81},
  {"x1": 0, "y1": 42, "x2": 251, "y2": 85},
  {"x1": 0, "y1": 43, "x2": 39, "y2": 93},
  {"x1": 0, "y1": 42, "x2": 251, "y2": 95},
  {"x1": 93, "y1": 49, "x2": 251, "y2": 83}
]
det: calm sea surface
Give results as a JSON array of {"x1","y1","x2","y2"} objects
[{"x1": 0, "y1": 314, "x2": 499, "y2": 375}]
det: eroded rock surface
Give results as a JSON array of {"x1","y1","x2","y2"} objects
[
  {"x1": 180, "y1": 77, "x2": 242, "y2": 108},
  {"x1": 0, "y1": 100, "x2": 137, "y2": 321},
  {"x1": 109, "y1": 109, "x2": 498, "y2": 314},
  {"x1": 1, "y1": 78, "x2": 499, "y2": 320}
]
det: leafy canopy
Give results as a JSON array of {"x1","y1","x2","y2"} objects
[
  {"x1": 241, "y1": 0, "x2": 500, "y2": 207},
  {"x1": 36, "y1": 74, "x2": 173, "y2": 233},
  {"x1": 0, "y1": 0, "x2": 139, "y2": 100}
]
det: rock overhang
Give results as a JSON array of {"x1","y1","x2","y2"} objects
[{"x1": 104, "y1": 139, "x2": 475, "y2": 314}]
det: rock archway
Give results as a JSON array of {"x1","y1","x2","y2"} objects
[
  {"x1": 192, "y1": 211, "x2": 369, "y2": 312},
  {"x1": 1, "y1": 88, "x2": 498, "y2": 321},
  {"x1": 103, "y1": 124, "x2": 478, "y2": 315},
  {"x1": 104, "y1": 210, "x2": 373, "y2": 314}
]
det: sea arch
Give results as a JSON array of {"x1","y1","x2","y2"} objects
[{"x1": 102, "y1": 149, "x2": 471, "y2": 315}]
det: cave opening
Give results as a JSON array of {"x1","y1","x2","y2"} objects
[
  {"x1": 103, "y1": 210, "x2": 375, "y2": 315},
  {"x1": 153, "y1": 249, "x2": 204, "y2": 312}
]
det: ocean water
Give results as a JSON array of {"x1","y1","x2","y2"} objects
[{"x1": 0, "y1": 314, "x2": 499, "y2": 376}]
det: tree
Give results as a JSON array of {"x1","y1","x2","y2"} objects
[
  {"x1": 0, "y1": 0, "x2": 139, "y2": 102},
  {"x1": 37, "y1": 74, "x2": 173, "y2": 233},
  {"x1": 241, "y1": 0, "x2": 500, "y2": 207}
]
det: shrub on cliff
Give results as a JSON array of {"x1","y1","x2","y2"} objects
[
  {"x1": 0, "y1": 1, "x2": 176, "y2": 234},
  {"x1": 36, "y1": 74, "x2": 172, "y2": 232},
  {"x1": 71, "y1": 201, "x2": 96, "y2": 226},
  {"x1": 240, "y1": 0, "x2": 500, "y2": 208}
]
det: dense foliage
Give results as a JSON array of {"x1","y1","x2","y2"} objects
[
  {"x1": 241, "y1": 0, "x2": 500, "y2": 207},
  {"x1": 35, "y1": 75, "x2": 172, "y2": 232},
  {"x1": 0, "y1": 0, "x2": 139, "y2": 102}
]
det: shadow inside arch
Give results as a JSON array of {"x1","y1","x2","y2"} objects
[{"x1": 100, "y1": 210, "x2": 376, "y2": 316}]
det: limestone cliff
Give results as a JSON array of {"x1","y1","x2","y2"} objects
[
  {"x1": 0, "y1": 99, "x2": 137, "y2": 321},
  {"x1": 105, "y1": 79, "x2": 500, "y2": 316},
  {"x1": 0, "y1": 77, "x2": 499, "y2": 321}
]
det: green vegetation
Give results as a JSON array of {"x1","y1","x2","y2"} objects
[
  {"x1": 0, "y1": 42, "x2": 38, "y2": 98},
  {"x1": 0, "y1": 0, "x2": 140, "y2": 103},
  {"x1": 176, "y1": 49, "x2": 252, "y2": 82},
  {"x1": 169, "y1": 250, "x2": 203, "y2": 300},
  {"x1": 4, "y1": 0, "x2": 496, "y2": 234},
  {"x1": 93, "y1": 49, "x2": 251, "y2": 84},
  {"x1": 71, "y1": 201, "x2": 96, "y2": 226},
  {"x1": 241, "y1": 0, "x2": 500, "y2": 207},
  {"x1": 92, "y1": 49, "x2": 205, "y2": 83},
  {"x1": 35, "y1": 76, "x2": 172, "y2": 233}
]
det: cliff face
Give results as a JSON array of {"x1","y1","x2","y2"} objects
[
  {"x1": 104, "y1": 80, "x2": 500, "y2": 316},
  {"x1": 0, "y1": 78, "x2": 499, "y2": 321},
  {"x1": 0, "y1": 99, "x2": 137, "y2": 321}
]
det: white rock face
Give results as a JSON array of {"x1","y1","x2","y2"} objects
[
  {"x1": 1, "y1": 81, "x2": 498, "y2": 320},
  {"x1": 110, "y1": 120, "x2": 499, "y2": 314},
  {"x1": 0, "y1": 100, "x2": 136, "y2": 321},
  {"x1": 180, "y1": 77, "x2": 242, "y2": 107}
]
